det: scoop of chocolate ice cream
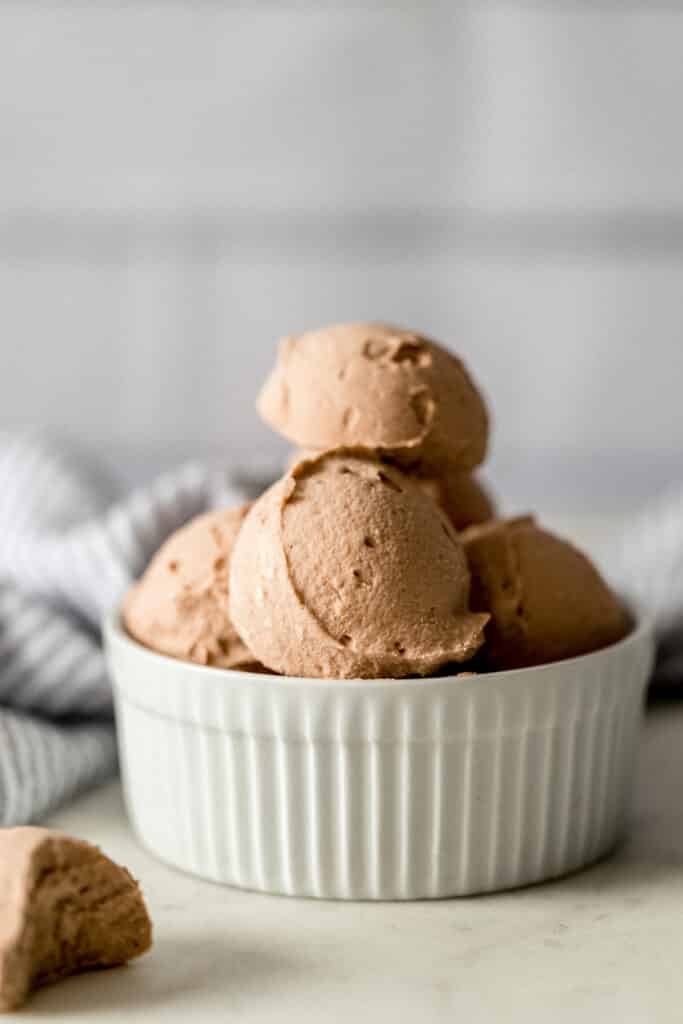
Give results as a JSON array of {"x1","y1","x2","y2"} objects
[
  {"x1": 462, "y1": 516, "x2": 630, "y2": 669},
  {"x1": 0, "y1": 828, "x2": 152, "y2": 1011},
  {"x1": 259, "y1": 322, "x2": 489, "y2": 472},
  {"x1": 123, "y1": 506, "x2": 253, "y2": 668},
  {"x1": 229, "y1": 450, "x2": 488, "y2": 679}
]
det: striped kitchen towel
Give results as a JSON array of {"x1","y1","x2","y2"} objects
[
  {"x1": 0, "y1": 434, "x2": 250, "y2": 826},
  {"x1": 606, "y1": 483, "x2": 683, "y2": 691}
]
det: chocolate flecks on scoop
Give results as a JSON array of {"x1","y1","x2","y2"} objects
[
  {"x1": 341, "y1": 406, "x2": 360, "y2": 431},
  {"x1": 362, "y1": 338, "x2": 391, "y2": 361},
  {"x1": 441, "y1": 522, "x2": 456, "y2": 542},
  {"x1": 377, "y1": 470, "x2": 403, "y2": 493},
  {"x1": 362, "y1": 334, "x2": 432, "y2": 370},
  {"x1": 390, "y1": 338, "x2": 432, "y2": 368},
  {"x1": 409, "y1": 388, "x2": 435, "y2": 429}
]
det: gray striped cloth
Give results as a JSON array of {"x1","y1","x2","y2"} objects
[
  {"x1": 606, "y1": 484, "x2": 683, "y2": 691},
  {"x1": 0, "y1": 434, "x2": 249, "y2": 825}
]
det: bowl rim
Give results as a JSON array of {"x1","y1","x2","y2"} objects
[{"x1": 104, "y1": 599, "x2": 654, "y2": 693}]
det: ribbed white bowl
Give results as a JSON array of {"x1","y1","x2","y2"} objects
[{"x1": 105, "y1": 611, "x2": 653, "y2": 899}]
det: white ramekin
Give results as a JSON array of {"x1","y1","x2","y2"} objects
[{"x1": 105, "y1": 610, "x2": 653, "y2": 900}]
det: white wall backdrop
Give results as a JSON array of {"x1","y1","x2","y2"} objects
[{"x1": 1, "y1": 1, "x2": 682, "y2": 511}]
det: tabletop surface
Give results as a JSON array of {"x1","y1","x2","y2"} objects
[{"x1": 5, "y1": 695, "x2": 680, "y2": 1023}]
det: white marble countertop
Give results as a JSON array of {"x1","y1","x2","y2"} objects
[{"x1": 5, "y1": 697, "x2": 680, "y2": 1022}]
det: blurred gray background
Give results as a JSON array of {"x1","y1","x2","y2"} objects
[{"x1": 1, "y1": 1, "x2": 682, "y2": 515}]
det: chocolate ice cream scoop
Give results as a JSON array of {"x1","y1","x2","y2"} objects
[
  {"x1": 124, "y1": 506, "x2": 253, "y2": 668},
  {"x1": 259, "y1": 322, "x2": 489, "y2": 472},
  {"x1": 0, "y1": 828, "x2": 152, "y2": 1012},
  {"x1": 462, "y1": 516, "x2": 630, "y2": 669},
  {"x1": 286, "y1": 448, "x2": 495, "y2": 532},
  {"x1": 229, "y1": 450, "x2": 489, "y2": 679}
]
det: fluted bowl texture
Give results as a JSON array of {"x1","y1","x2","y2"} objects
[{"x1": 105, "y1": 607, "x2": 654, "y2": 900}]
